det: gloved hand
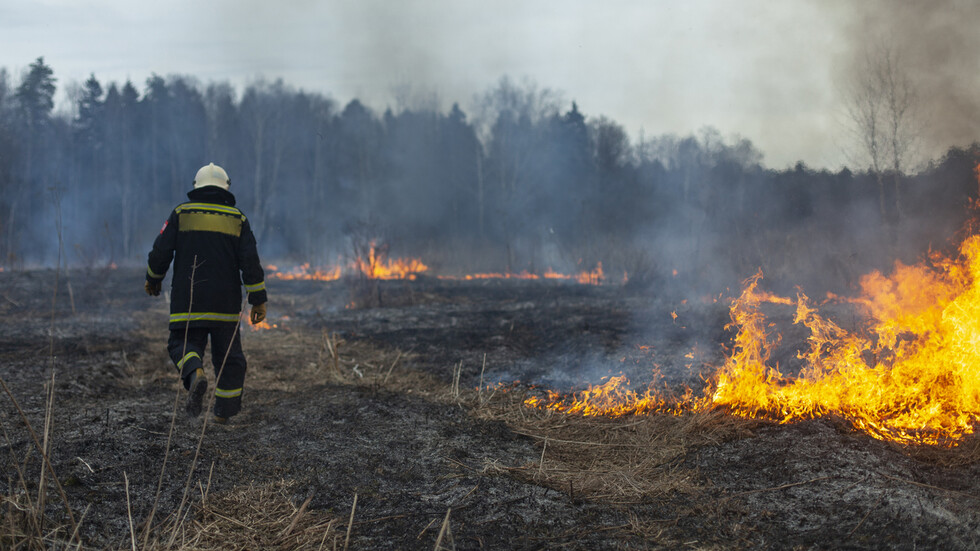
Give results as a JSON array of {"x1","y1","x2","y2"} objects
[
  {"x1": 250, "y1": 302, "x2": 267, "y2": 325},
  {"x1": 144, "y1": 280, "x2": 162, "y2": 296}
]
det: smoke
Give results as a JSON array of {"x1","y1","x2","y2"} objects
[{"x1": 831, "y1": 0, "x2": 980, "y2": 160}]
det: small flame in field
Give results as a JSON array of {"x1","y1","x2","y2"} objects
[
  {"x1": 526, "y1": 217, "x2": 980, "y2": 447},
  {"x1": 352, "y1": 243, "x2": 428, "y2": 280},
  {"x1": 576, "y1": 262, "x2": 604, "y2": 285},
  {"x1": 250, "y1": 315, "x2": 289, "y2": 332},
  {"x1": 267, "y1": 256, "x2": 616, "y2": 285},
  {"x1": 266, "y1": 262, "x2": 343, "y2": 281},
  {"x1": 266, "y1": 243, "x2": 429, "y2": 282},
  {"x1": 524, "y1": 375, "x2": 699, "y2": 416},
  {"x1": 437, "y1": 263, "x2": 609, "y2": 285},
  {"x1": 250, "y1": 319, "x2": 277, "y2": 331}
]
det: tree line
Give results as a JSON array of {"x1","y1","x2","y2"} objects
[{"x1": 0, "y1": 57, "x2": 977, "y2": 295}]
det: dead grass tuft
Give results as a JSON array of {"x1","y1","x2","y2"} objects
[
  {"x1": 146, "y1": 481, "x2": 339, "y2": 551},
  {"x1": 0, "y1": 491, "x2": 77, "y2": 551},
  {"x1": 469, "y1": 386, "x2": 758, "y2": 504}
]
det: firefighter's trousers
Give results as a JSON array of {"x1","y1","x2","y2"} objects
[{"x1": 168, "y1": 326, "x2": 246, "y2": 418}]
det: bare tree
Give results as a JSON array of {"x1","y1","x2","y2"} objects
[
  {"x1": 240, "y1": 79, "x2": 295, "y2": 241},
  {"x1": 844, "y1": 43, "x2": 920, "y2": 223},
  {"x1": 472, "y1": 76, "x2": 562, "y2": 269},
  {"x1": 880, "y1": 48, "x2": 919, "y2": 216}
]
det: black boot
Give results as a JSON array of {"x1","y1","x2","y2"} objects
[{"x1": 186, "y1": 368, "x2": 207, "y2": 418}]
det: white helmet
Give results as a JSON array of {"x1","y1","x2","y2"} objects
[{"x1": 193, "y1": 163, "x2": 231, "y2": 190}]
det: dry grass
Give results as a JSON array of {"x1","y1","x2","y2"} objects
[
  {"x1": 244, "y1": 325, "x2": 760, "y2": 508},
  {"x1": 0, "y1": 490, "x2": 79, "y2": 551},
  {"x1": 0, "y1": 372, "x2": 83, "y2": 550},
  {"x1": 240, "y1": 324, "x2": 752, "y2": 509},
  {"x1": 469, "y1": 387, "x2": 758, "y2": 505},
  {"x1": 147, "y1": 481, "x2": 340, "y2": 551},
  {"x1": 244, "y1": 327, "x2": 432, "y2": 394}
]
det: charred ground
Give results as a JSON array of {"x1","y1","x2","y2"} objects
[{"x1": 2, "y1": 268, "x2": 980, "y2": 550}]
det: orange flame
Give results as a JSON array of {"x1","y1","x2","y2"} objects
[
  {"x1": 351, "y1": 243, "x2": 428, "y2": 280},
  {"x1": 525, "y1": 230, "x2": 980, "y2": 447},
  {"x1": 266, "y1": 263, "x2": 342, "y2": 281},
  {"x1": 250, "y1": 319, "x2": 277, "y2": 331},
  {"x1": 250, "y1": 315, "x2": 289, "y2": 331},
  {"x1": 575, "y1": 262, "x2": 604, "y2": 285},
  {"x1": 267, "y1": 250, "x2": 614, "y2": 285},
  {"x1": 265, "y1": 244, "x2": 428, "y2": 282},
  {"x1": 524, "y1": 375, "x2": 701, "y2": 416},
  {"x1": 712, "y1": 240, "x2": 978, "y2": 446},
  {"x1": 437, "y1": 263, "x2": 609, "y2": 285}
]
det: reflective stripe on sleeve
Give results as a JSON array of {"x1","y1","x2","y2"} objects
[
  {"x1": 147, "y1": 265, "x2": 166, "y2": 279},
  {"x1": 245, "y1": 281, "x2": 266, "y2": 293},
  {"x1": 177, "y1": 351, "x2": 200, "y2": 369},
  {"x1": 215, "y1": 387, "x2": 242, "y2": 398},
  {"x1": 170, "y1": 312, "x2": 242, "y2": 323}
]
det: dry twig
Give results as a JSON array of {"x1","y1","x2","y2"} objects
[
  {"x1": 728, "y1": 476, "x2": 833, "y2": 498},
  {"x1": 344, "y1": 493, "x2": 358, "y2": 551},
  {"x1": 433, "y1": 507, "x2": 455, "y2": 550},
  {"x1": 848, "y1": 493, "x2": 885, "y2": 537}
]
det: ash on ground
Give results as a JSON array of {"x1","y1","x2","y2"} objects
[{"x1": 1, "y1": 268, "x2": 979, "y2": 550}]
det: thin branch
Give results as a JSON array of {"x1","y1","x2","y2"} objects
[
  {"x1": 848, "y1": 493, "x2": 885, "y2": 537},
  {"x1": 124, "y1": 472, "x2": 137, "y2": 551},
  {"x1": 728, "y1": 475, "x2": 833, "y2": 497},
  {"x1": 344, "y1": 493, "x2": 357, "y2": 551},
  {"x1": 879, "y1": 473, "x2": 979, "y2": 499}
]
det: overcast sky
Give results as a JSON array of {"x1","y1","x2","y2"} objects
[{"x1": 3, "y1": 1, "x2": 976, "y2": 169}]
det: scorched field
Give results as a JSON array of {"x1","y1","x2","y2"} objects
[{"x1": 2, "y1": 266, "x2": 980, "y2": 550}]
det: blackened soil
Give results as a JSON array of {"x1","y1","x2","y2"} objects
[{"x1": 1, "y1": 268, "x2": 980, "y2": 549}]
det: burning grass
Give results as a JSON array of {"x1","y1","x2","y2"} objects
[
  {"x1": 523, "y1": 229, "x2": 980, "y2": 449},
  {"x1": 264, "y1": 241, "x2": 427, "y2": 283},
  {"x1": 265, "y1": 241, "x2": 622, "y2": 288},
  {"x1": 712, "y1": 233, "x2": 980, "y2": 447}
]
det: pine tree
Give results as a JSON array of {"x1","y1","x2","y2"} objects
[{"x1": 15, "y1": 56, "x2": 56, "y2": 187}]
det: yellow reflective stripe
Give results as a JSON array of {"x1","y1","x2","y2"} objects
[
  {"x1": 177, "y1": 351, "x2": 200, "y2": 369},
  {"x1": 147, "y1": 265, "x2": 166, "y2": 279},
  {"x1": 170, "y1": 312, "x2": 241, "y2": 323},
  {"x1": 178, "y1": 212, "x2": 243, "y2": 236},
  {"x1": 177, "y1": 203, "x2": 243, "y2": 216},
  {"x1": 215, "y1": 387, "x2": 242, "y2": 398},
  {"x1": 245, "y1": 281, "x2": 265, "y2": 292}
]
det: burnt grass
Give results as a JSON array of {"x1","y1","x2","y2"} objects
[{"x1": 2, "y1": 268, "x2": 980, "y2": 549}]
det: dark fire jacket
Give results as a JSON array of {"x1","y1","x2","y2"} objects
[{"x1": 146, "y1": 186, "x2": 267, "y2": 330}]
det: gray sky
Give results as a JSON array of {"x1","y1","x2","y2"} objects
[{"x1": 3, "y1": 0, "x2": 975, "y2": 169}]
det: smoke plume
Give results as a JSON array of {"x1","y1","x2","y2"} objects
[{"x1": 832, "y1": 0, "x2": 980, "y2": 160}]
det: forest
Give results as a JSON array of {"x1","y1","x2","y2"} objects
[{"x1": 1, "y1": 56, "x2": 978, "y2": 296}]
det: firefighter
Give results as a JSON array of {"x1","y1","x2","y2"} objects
[{"x1": 144, "y1": 163, "x2": 267, "y2": 424}]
